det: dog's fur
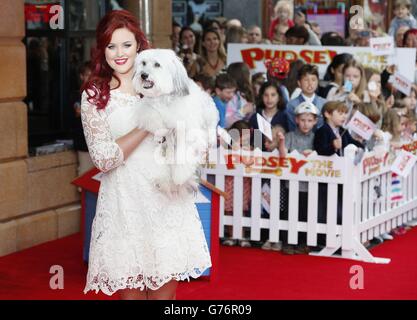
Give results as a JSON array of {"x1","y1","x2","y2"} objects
[{"x1": 132, "y1": 49, "x2": 219, "y2": 195}]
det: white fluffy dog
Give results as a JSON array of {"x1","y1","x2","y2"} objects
[{"x1": 133, "y1": 48, "x2": 219, "y2": 194}]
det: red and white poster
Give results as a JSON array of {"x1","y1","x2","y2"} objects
[
  {"x1": 346, "y1": 111, "x2": 377, "y2": 141},
  {"x1": 391, "y1": 150, "x2": 417, "y2": 177}
]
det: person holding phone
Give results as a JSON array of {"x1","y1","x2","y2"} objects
[
  {"x1": 178, "y1": 26, "x2": 204, "y2": 78},
  {"x1": 326, "y1": 60, "x2": 367, "y2": 111},
  {"x1": 322, "y1": 53, "x2": 353, "y2": 99}
]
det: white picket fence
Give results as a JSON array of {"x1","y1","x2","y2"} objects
[{"x1": 201, "y1": 144, "x2": 417, "y2": 264}]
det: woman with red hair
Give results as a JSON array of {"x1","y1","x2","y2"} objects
[{"x1": 81, "y1": 10, "x2": 211, "y2": 300}]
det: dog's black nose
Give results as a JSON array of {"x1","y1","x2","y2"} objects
[{"x1": 141, "y1": 73, "x2": 149, "y2": 80}]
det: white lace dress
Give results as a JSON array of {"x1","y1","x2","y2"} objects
[{"x1": 81, "y1": 89, "x2": 212, "y2": 296}]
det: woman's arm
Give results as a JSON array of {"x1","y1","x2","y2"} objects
[
  {"x1": 81, "y1": 92, "x2": 148, "y2": 172},
  {"x1": 115, "y1": 128, "x2": 149, "y2": 160}
]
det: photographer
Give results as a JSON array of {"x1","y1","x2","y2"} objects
[{"x1": 178, "y1": 26, "x2": 205, "y2": 78}]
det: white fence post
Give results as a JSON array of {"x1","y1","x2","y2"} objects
[
  {"x1": 341, "y1": 145, "x2": 357, "y2": 257},
  {"x1": 200, "y1": 140, "x2": 417, "y2": 264}
]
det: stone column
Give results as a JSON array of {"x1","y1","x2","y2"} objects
[
  {"x1": 125, "y1": 0, "x2": 172, "y2": 49},
  {"x1": 0, "y1": 1, "x2": 80, "y2": 257},
  {"x1": 0, "y1": 0, "x2": 28, "y2": 256}
]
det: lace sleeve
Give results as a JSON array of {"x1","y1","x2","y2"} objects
[{"x1": 80, "y1": 91, "x2": 124, "y2": 172}]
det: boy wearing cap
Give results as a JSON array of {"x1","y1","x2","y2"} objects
[
  {"x1": 284, "y1": 101, "x2": 318, "y2": 156},
  {"x1": 286, "y1": 64, "x2": 326, "y2": 132},
  {"x1": 276, "y1": 101, "x2": 318, "y2": 254}
]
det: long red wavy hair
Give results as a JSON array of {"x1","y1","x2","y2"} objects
[{"x1": 82, "y1": 10, "x2": 150, "y2": 109}]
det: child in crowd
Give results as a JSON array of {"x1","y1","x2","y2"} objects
[
  {"x1": 388, "y1": 0, "x2": 417, "y2": 37},
  {"x1": 320, "y1": 53, "x2": 353, "y2": 99},
  {"x1": 284, "y1": 59, "x2": 305, "y2": 100},
  {"x1": 213, "y1": 73, "x2": 237, "y2": 128},
  {"x1": 225, "y1": 62, "x2": 255, "y2": 128},
  {"x1": 314, "y1": 101, "x2": 365, "y2": 156},
  {"x1": 381, "y1": 108, "x2": 411, "y2": 235},
  {"x1": 277, "y1": 101, "x2": 319, "y2": 254},
  {"x1": 286, "y1": 64, "x2": 326, "y2": 131},
  {"x1": 314, "y1": 102, "x2": 364, "y2": 246},
  {"x1": 251, "y1": 72, "x2": 266, "y2": 99},
  {"x1": 284, "y1": 102, "x2": 318, "y2": 156},
  {"x1": 249, "y1": 81, "x2": 288, "y2": 151},
  {"x1": 327, "y1": 59, "x2": 367, "y2": 111},
  {"x1": 382, "y1": 109, "x2": 404, "y2": 152},
  {"x1": 193, "y1": 73, "x2": 215, "y2": 95},
  {"x1": 350, "y1": 102, "x2": 386, "y2": 151},
  {"x1": 402, "y1": 86, "x2": 417, "y2": 114},
  {"x1": 222, "y1": 120, "x2": 253, "y2": 247},
  {"x1": 363, "y1": 67, "x2": 393, "y2": 128},
  {"x1": 405, "y1": 111, "x2": 417, "y2": 140},
  {"x1": 350, "y1": 103, "x2": 394, "y2": 243},
  {"x1": 268, "y1": 0, "x2": 294, "y2": 41}
]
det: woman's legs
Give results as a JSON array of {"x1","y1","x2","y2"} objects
[
  {"x1": 147, "y1": 280, "x2": 178, "y2": 300},
  {"x1": 119, "y1": 288, "x2": 148, "y2": 300}
]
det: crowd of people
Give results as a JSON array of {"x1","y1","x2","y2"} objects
[{"x1": 169, "y1": 0, "x2": 417, "y2": 255}]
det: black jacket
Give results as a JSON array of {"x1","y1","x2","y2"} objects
[{"x1": 314, "y1": 122, "x2": 364, "y2": 156}]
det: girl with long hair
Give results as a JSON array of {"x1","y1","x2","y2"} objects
[{"x1": 225, "y1": 62, "x2": 255, "y2": 128}]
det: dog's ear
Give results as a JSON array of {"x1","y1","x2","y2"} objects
[
  {"x1": 171, "y1": 54, "x2": 190, "y2": 96},
  {"x1": 132, "y1": 53, "x2": 142, "y2": 94}
]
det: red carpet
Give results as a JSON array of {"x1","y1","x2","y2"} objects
[{"x1": 1, "y1": 229, "x2": 417, "y2": 300}]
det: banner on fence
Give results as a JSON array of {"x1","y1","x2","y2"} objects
[
  {"x1": 227, "y1": 44, "x2": 416, "y2": 81},
  {"x1": 218, "y1": 149, "x2": 346, "y2": 183},
  {"x1": 360, "y1": 151, "x2": 390, "y2": 180}
]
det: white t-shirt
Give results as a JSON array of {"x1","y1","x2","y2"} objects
[{"x1": 301, "y1": 93, "x2": 315, "y2": 104}]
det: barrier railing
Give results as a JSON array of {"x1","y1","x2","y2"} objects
[{"x1": 201, "y1": 143, "x2": 417, "y2": 264}]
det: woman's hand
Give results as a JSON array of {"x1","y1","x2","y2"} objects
[
  {"x1": 348, "y1": 92, "x2": 361, "y2": 103},
  {"x1": 385, "y1": 94, "x2": 395, "y2": 109}
]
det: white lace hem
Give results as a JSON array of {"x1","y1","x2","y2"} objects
[{"x1": 83, "y1": 264, "x2": 212, "y2": 296}]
